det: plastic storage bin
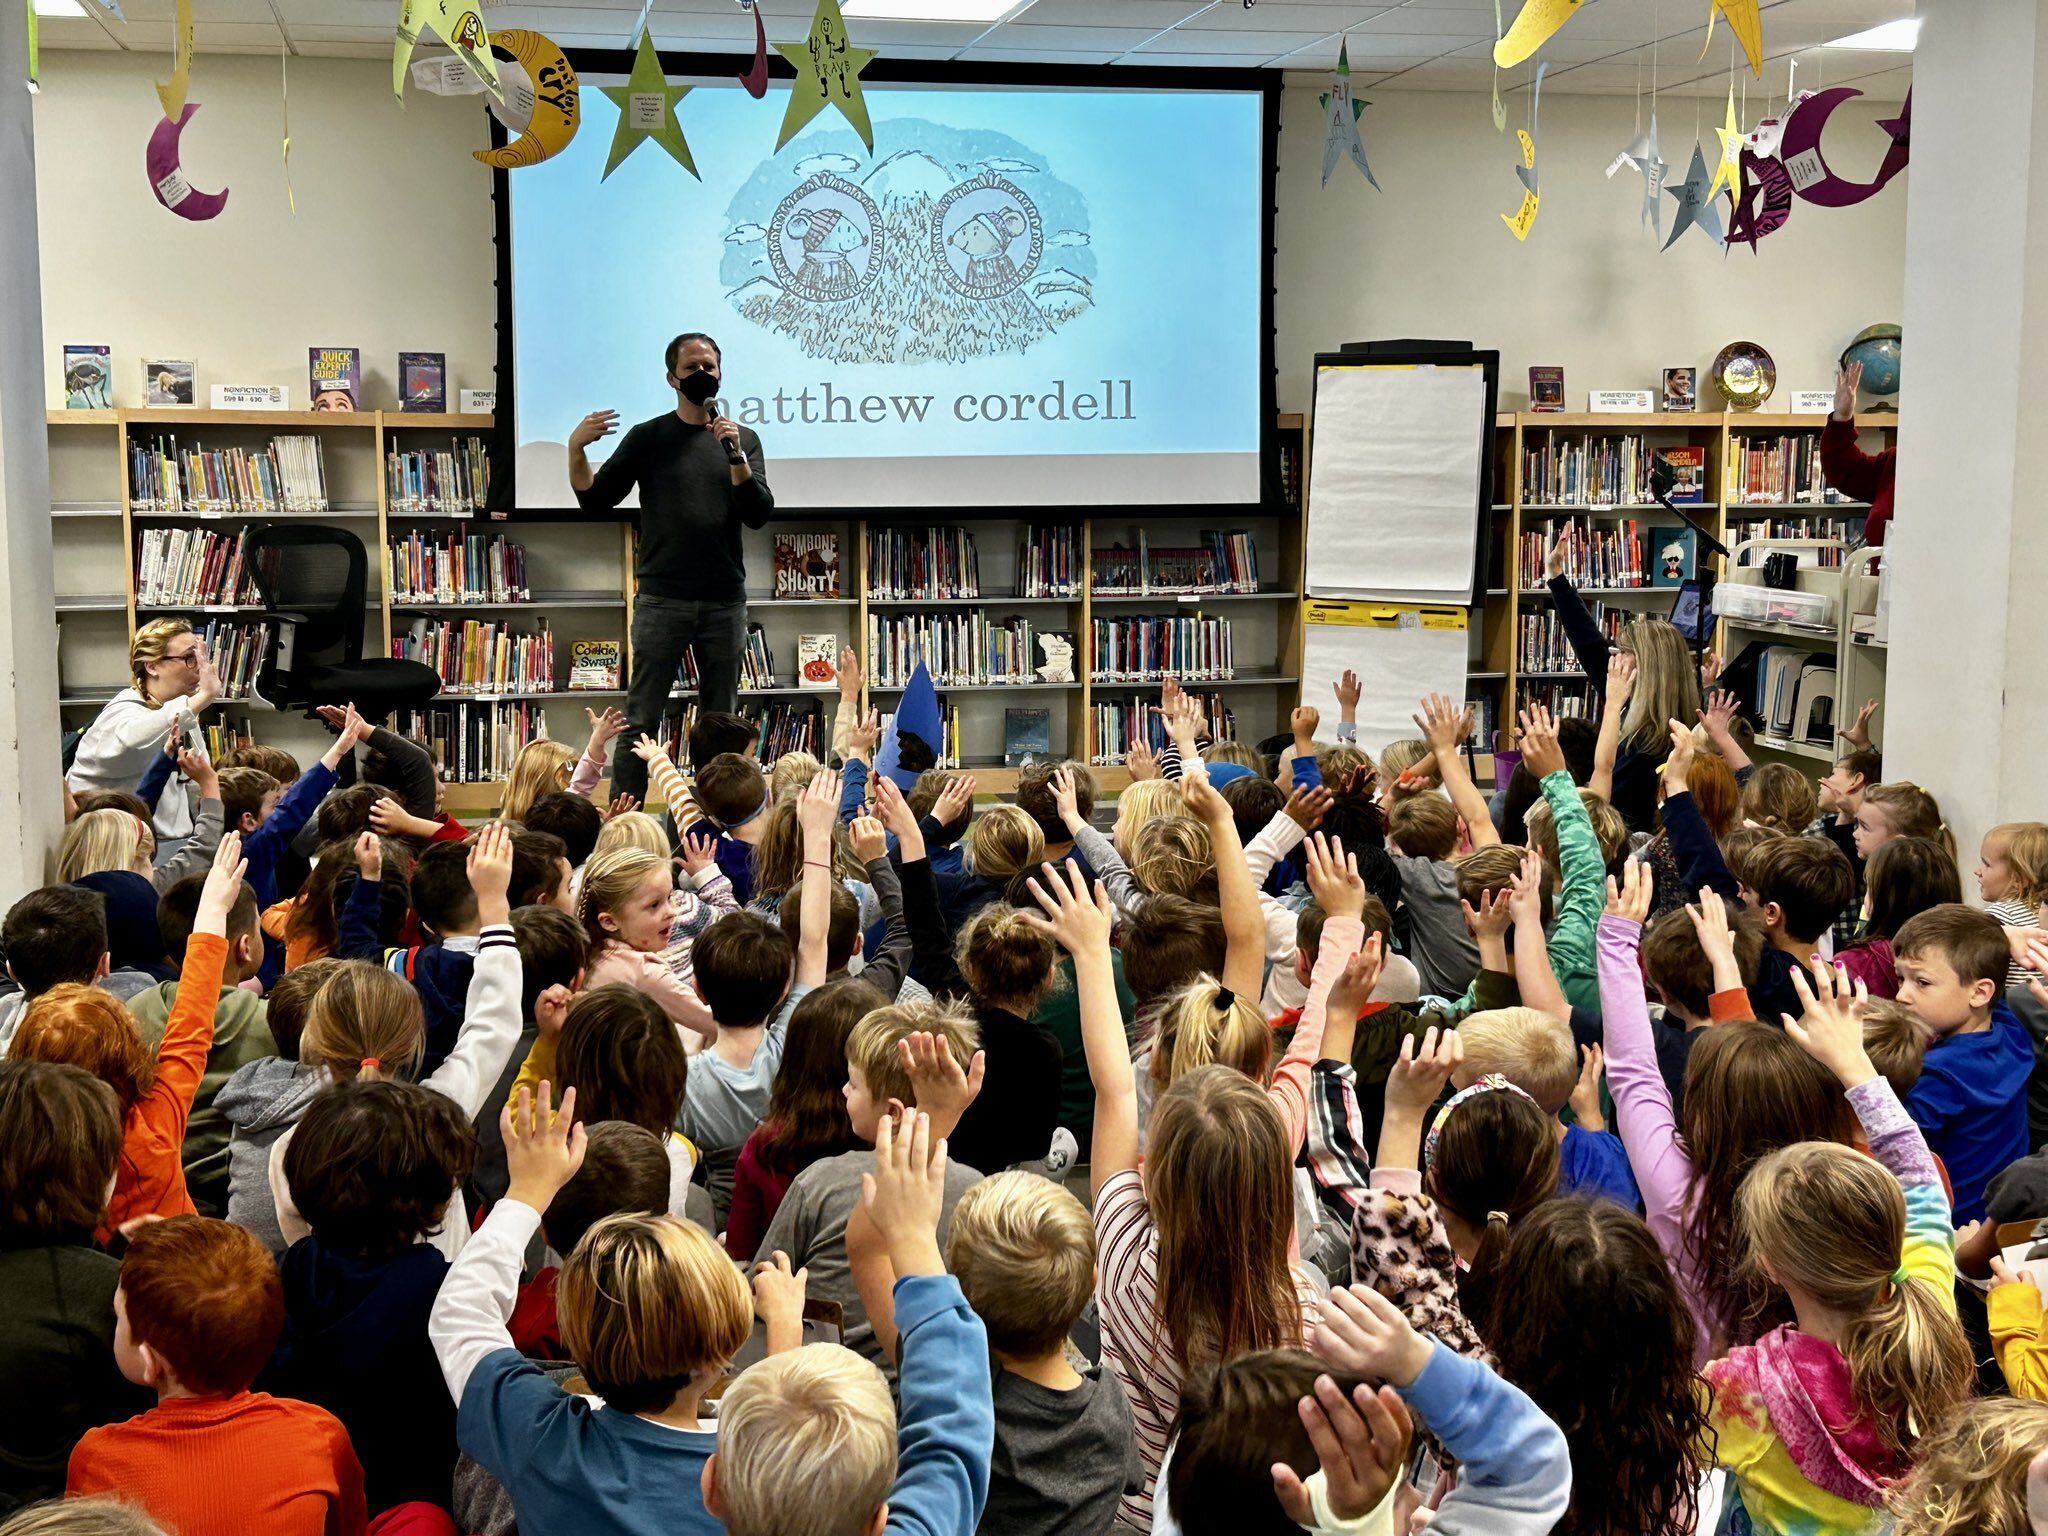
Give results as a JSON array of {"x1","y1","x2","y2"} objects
[{"x1": 1712, "y1": 584, "x2": 1837, "y2": 629}]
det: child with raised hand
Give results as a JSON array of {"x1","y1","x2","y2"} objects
[
  {"x1": 1518, "y1": 702, "x2": 1608, "y2": 1014},
  {"x1": 430, "y1": 1084, "x2": 753, "y2": 1536},
  {"x1": 1026, "y1": 858, "x2": 1320, "y2": 1529},
  {"x1": 13, "y1": 832, "x2": 244, "y2": 1239},
  {"x1": 706, "y1": 1109, "x2": 994, "y2": 1536},
  {"x1": 576, "y1": 845, "x2": 718, "y2": 1045},
  {"x1": 1886, "y1": 1397, "x2": 2048, "y2": 1536},
  {"x1": 1313, "y1": 1283, "x2": 1573, "y2": 1533},
  {"x1": 66, "y1": 1216, "x2": 367, "y2": 1536},
  {"x1": 1704, "y1": 959, "x2": 1975, "y2": 1536}
]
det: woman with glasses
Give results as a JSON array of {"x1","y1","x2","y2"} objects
[{"x1": 67, "y1": 618, "x2": 223, "y2": 844}]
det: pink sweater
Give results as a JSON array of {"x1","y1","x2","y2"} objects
[
  {"x1": 1269, "y1": 913, "x2": 1364, "y2": 1157},
  {"x1": 584, "y1": 940, "x2": 717, "y2": 1044}
]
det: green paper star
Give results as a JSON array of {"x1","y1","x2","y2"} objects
[
  {"x1": 600, "y1": 31, "x2": 696, "y2": 180},
  {"x1": 774, "y1": 0, "x2": 877, "y2": 153}
]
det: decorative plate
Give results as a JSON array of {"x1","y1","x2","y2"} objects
[{"x1": 1712, "y1": 341, "x2": 1777, "y2": 411}]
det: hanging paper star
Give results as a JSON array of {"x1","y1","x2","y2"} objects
[
  {"x1": 600, "y1": 30, "x2": 696, "y2": 179},
  {"x1": 1713, "y1": 0, "x2": 1763, "y2": 75},
  {"x1": 774, "y1": 0, "x2": 877, "y2": 153},
  {"x1": 1624, "y1": 112, "x2": 1669, "y2": 241},
  {"x1": 1708, "y1": 86, "x2": 1742, "y2": 200},
  {"x1": 1319, "y1": 40, "x2": 1380, "y2": 189},
  {"x1": 1662, "y1": 141, "x2": 1728, "y2": 251}
]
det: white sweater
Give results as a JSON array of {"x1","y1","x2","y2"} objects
[{"x1": 67, "y1": 688, "x2": 199, "y2": 839}]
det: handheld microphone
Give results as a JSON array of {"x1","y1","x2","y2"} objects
[{"x1": 704, "y1": 399, "x2": 747, "y2": 466}]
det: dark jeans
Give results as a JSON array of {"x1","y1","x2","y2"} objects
[{"x1": 615, "y1": 593, "x2": 748, "y2": 802}]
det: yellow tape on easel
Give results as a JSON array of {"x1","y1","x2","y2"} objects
[{"x1": 1302, "y1": 601, "x2": 1469, "y2": 633}]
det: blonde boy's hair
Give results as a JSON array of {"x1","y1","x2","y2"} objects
[
  {"x1": 945, "y1": 1170, "x2": 1096, "y2": 1358},
  {"x1": 1861, "y1": 1000, "x2": 1933, "y2": 1099},
  {"x1": 1455, "y1": 1007, "x2": 1578, "y2": 1114},
  {"x1": 594, "y1": 809, "x2": 670, "y2": 861},
  {"x1": 557, "y1": 1213, "x2": 751, "y2": 1413},
  {"x1": 1205, "y1": 740, "x2": 1266, "y2": 774},
  {"x1": 1313, "y1": 744, "x2": 1372, "y2": 795},
  {"x1": 1130, "y1": 815, "x2": 1215, "y2": 899},
  {"x1": 845, "y1": 998, "x2": 979, "y2": 1107},
  {"x1": 57, "y1": 808, "x2": 151, "y2": 883},
  {"x1": 1152, "y1": 974, "x2": 1271, "y2": 1092},
  {"x1": 1115, "y1": 778, "x2": 1193, "y2": 855},
  {"x1": 714, "y1": 1345, "x2": 896, "y2": 1536},
  {"x1": 771, "y1": 751, "x2": 823, "y2": 804},
  {"x1": 964, "y1": 805, "x2": 1044, "y2": 885},
  {"x1": 1524, "y1": 789, "x2": 1629, "y2": 875},
  {"x1": 1886, "y1": 1395, "x2": 2048, "y2": 1536}
]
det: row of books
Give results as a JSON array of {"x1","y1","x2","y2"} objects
[
  {"x1": 1517, "y1": 520, "x2": 1655, "y2": 590},
  {"x1": 397, "y1": 700, "x2": 550, "y2": 783},
  {"x1": 198, "y1": 720, "x2": 256, "y2": 758},
  {"x1": 1522, "y1": 436, "x2": 1705, "y2": 508},
  {"x1": 387, "y1": 438, "x2": 491, "y2": 517},
  {"x1": 1729, "y1": 518, "x2": 1859, "y2": 563},
  {"x1": 395, "y1": 617, "x2": 556, "y2": 695},
  {"x1": 653, "y1": 701, "x2": 826, "y2": 767},
  {"x1": 865, "y1": 614, "x2": 1060, "y2": 688},
  {"x1": 1088, "y1": 696, "x2": 1237, "y2": 765},
  {"x1": 1017, "y1": 526, "x2": 1082, "y2": 597},
  {"x1": 867, "y1": 527, "x2": 981, "y2": 601},
  {"x1": 1277, "y1": 437, "x2": 1304, "y2": 511},
  {"x1": 1726, "y1": 434, "x2": 1854, "y2": 506},
  {"x1": 1513, "y1": 679, "x2": 1591, "y2": 721},
  {"x1": 388, "y1": 533, "x2": 529, "y2": 605},
  {"x1": 671, "y1": 626, "x2": 781, "y2": 693},
  {"x1": 1089, "y1": 530, "x2": 1263, "y2": 595},
  {"x1": 136, "y1": 526, "x2": 260, "y2": 607},
  {"x1": 1091, "y1": 615, "x2": 1235, "y2": 682},
  {"x1": 129, "y1": 435, "x2": 329, "y2": 514},
  {"x1": 193, "y1": 618, "x2": 265, "y2": 700},
  {"x1": 884, "y1": 701, "x2": 962, "y2": 769},
  {"x1": 1518, "y1": 605, "x2": 1625, "y2": 675}
]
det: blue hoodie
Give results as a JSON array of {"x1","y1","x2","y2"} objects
[
  {"x1": 336, "y1": 874, "x2": 475, "y2": 1072},
  {"x1": 1904, "y1": 1000, "x2": 2034, "y2": 1224}
]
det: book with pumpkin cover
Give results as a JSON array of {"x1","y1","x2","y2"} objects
[{"x1": 796, "y1": 634, "x2": 839, "y2": 689}]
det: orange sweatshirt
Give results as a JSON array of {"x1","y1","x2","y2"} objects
[
  {"x1": 102, "y1": 932, "x2": 225, "y2": 1241},
  {"x1": 69, "y1": 1389, "x2": 366, "y2": 1536}
]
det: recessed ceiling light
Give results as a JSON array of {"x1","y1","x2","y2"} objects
[
  {"x1": 31, "y1": 0, "x2": 89, "y2": 18},
  {"x1": 1824, "y1": 18, "x2": 1919, "y2": 50},
  {"x1": 843, "y1": 0, "x2": 1029, "y2": 20}
]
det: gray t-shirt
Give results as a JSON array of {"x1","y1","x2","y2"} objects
[
  {"x1": 1392, "y1": 855, "x2": 1481, "y2": 1000},
  {"x1": 681, "y1": 982, "x2": 811, "y2": 1153},
  {"x1": 755, "y1": 1146, "x2": 983, "y2": 1365},
  {"x1": 984, "y1": 1362, "x2": 1143, "y2": 1536}
]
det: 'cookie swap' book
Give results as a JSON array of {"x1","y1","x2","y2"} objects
[
  {"x1": 569, "y1": 640, "x2": 622, "y2": 690},
  {"x1": 308, "y1": 347, "x2": 361, "y2": 412},
  {"x1": 773, "y1": 533, "x2": 841, "y2": 598},
  {"x1": 399, "y1": 352, "x2": 447, "y2": 413}
]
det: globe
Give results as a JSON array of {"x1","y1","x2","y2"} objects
[{"x1": 1841, "y1": 325, "x2": 1902, "y2": 399}]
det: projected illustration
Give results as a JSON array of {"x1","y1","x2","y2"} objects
[{"x1": 722, "y1": 123, "x2": 1094, "y2": 364}]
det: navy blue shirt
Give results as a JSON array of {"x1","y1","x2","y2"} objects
[{"x1": 1904, "y1": 1002, "x2": 2034, "y2": 1225}]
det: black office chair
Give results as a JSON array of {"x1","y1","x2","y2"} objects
[{"x1": 247, "y1": 525, "x2": 441, "y2": 720}]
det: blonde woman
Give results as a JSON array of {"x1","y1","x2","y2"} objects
[{"x1": 67, "y1": 618, "x2": 223, "y2": 841}]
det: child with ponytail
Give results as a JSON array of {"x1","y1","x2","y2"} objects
[
  {"x1": 577, "y1": 846, "x2": 719, "y2": 1047},
  {"x1": 1705, "y1": 959, "x2": 1975, "y2": 1536}
]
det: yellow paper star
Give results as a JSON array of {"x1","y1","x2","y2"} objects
[
  {"x1": 774, "y1": 0, "x2": 877, "y2": 153},
  {"x1": 1708, "y1": 86, "x2": 1742, "y2": 200}
]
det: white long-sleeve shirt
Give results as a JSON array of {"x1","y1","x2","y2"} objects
[{"x1": 67, "y1": 688, "x2": 199, "y2": 839}]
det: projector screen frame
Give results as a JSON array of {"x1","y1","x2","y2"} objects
[{"x1": 485, "y1": 51, "x2": 1282, "y2": 521}]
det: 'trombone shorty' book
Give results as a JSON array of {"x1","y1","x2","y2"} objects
[
  {"x1": 773, "y1": 533, "x2": 842, "y2": 598},
  {"x1": 308, "y1": 347, "x2": 361, "y2": 412},
  {"x1": 399, "y1": 352, "x2": 447, "y2": 413}
]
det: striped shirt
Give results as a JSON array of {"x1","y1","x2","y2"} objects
[
  {"x1": 1989, "y1": 897, "x2": 2039, "y2": 989},
  {"x1": 1093, "y1": 1169, "x2": 1322, "y2": 1529}
]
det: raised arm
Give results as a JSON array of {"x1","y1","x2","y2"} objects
[
  {"x1": 793, "y1": 770, "x2": 838, "y2": 990},
  {"x1": 1417, "y1": 693, "x2": 1498, "y2": 849},
  {"x1": 1271, "y1": 835, "x2": 1370, "y2": 1154},
  {"x1": 148, "y1": 833, "x2": 242, "y2": 1135},
  {"x1": 1543, "y1": 534, "x2": 1613, "y2": 693},
  {"x1": 569, "y1": 414, "x2": 634, "y2": 507},
  {"x1": 1025, "y1": 863, "x2": 1134, "y2": 1196},
  {"x1": 335, "y1": 835, "x2": 389, "y2": 961},
  {"x1": 632, "y1": 734, "x2": 694, "y2": 819},
  {"x1": 1503, "y1": 848, "x2": 1570, "y2": 1020},
  {"x1": 875, "y1": 775, "x2": 963, "y2": 998},
  {"x1": 423, "y1": 825, "x2": 524, "y2": 1117},
  {"x1": 1183, "y1": 771, "x2": 1264, "y2": 998},
  {"x1": 571, "y1": 707, "x2": 627, "y2": 799},
  {"x1": 1056, "y1": 767, "x2": 1146, "y2": 917},
  {"x1": 1524, "y1": 705, "x2": 1603, "y2": 1006},
  {"x1": 851, "y1": 818, "x2": 912, "y2": 1000},
  {"x1": 1658, "y1": 721, "x2": 1741, "y2": 900},
  {"x1": 151, "y1": 748, "x2": 225, "y2": 892},
  {"x1": 1590, "y1": 654, "x2": 1637, "y2": 804},
  {"x1": 1697, "y1": 690, "x2": 1754, "y2": 776},
  {"x1": 1246, "y1": 785, "x2": 1325, "y2": 887}
]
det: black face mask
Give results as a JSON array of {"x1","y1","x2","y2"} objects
[{"x1": 676, "y1": 368, "x2": 721, "y2": 407}]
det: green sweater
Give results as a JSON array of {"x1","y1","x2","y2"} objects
[
  {"x1": 1541, "y1": 770, "x2": 1608, "y2": 1017},
  {"x1": 127, "y1": 979, "x2": 276, "y2": 1219},
  {"x1": 1034, "y1": 948, "x2": 1137, "y2": 1142}
]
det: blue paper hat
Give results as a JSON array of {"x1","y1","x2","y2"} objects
[
  {"x1": 875, "y1": 661, "x2": 941, "y2": 791},
  {"x1": 1204, "y1": 762, "x2": 1255, "y2": 789}
]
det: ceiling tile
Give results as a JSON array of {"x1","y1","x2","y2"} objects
[{"x1": 977, "y1": 23, "x2": 1163, "y2": 49}]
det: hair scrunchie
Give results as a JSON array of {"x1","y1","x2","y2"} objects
[
  {"x1": 1214, "y1": 988, "x2": 1235, "y2": 1012},
  {"x1": 1423, "y1": 1073, "x2": 1539, "y2": 1172}
]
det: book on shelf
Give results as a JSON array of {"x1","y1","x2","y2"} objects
[
  {"x1": 1649, "y1": 525, "x2": 1697, "y2": 587},
  {"x1": 387, "y1": 436, "x2": 490, "y2": 517},
  {"x1": 866, "y1": 526, "x2": 979, "y2": 601},
  {"x1": 1016, "y1": 525, "x2": 1080, "y2": 597},
  {"x1": 1090, "y1": 530, "x2": 1261, "y2": 596},
  {"x1": 192, "y1": 619, "x2": 265, "y2": 700},
  {"x1": 1727, "y1": 432, "x2": 1844, "y2": 505},
  {"x1": 1528, "y1": 366, "x2": 1565, "y2": 412},
  {"x1": 1004, "y1": 708, "x2": 1052, "y2": 767},
  {"x1": 1518, "y1": 518, "x2": 1649, "y2": 590},
  {"x1": 772, "y1": 534, "x2": 842, "y2": 598},
  {"x1": 1514, "y1": 679, "x2": 1589, "y2": 720},
  {"x1": 1518, "y1": 605, "x2": 1622, "y2": 674},
  {"x1": 673, "y1": 625, "x2": 777, "y2": 693},
  {"x1": 308, "y1": 347, "x2": 361, "y2": 412},
  {"x1": 128, "y1": 434, "x2": 329, "y2": 515},
  {"x1": 1660, "y1": 446, "x2": 1707, "y2": 504},
  {"x1": 1091, "y1": 694, "x2": 1235, "y2": 765},
  {"x1": 1661, "y1": 367, "x2": 1698, "y2": 412},
  {"x1": 137, "y1": 526, "x2": 258, "y2": 606},
  {"x1": 200, "y1": 719, "x2": 255, "y2": 760},
  {"x1": 142, "y1": 360, "x2": 196, "y2": 407},
  {"x1": 388, "y1": 531, "x2": 528, "y2": 603},
  {"x1": 399, "y1": 352, "x2": 447, "y2": 413},
  {"x1": 1035, "y1": 631, "x2": 1076, "y2": 684},
  {"x1": 1522, "y1": 433, "x2": 1655, "y2": 507},
  {"x1": 569, "y1": 640, "x2": 621, "y2": 690},
  {"x1": 64, "y1": 345, "x2": 111, "y2": 409},
  {"x1": 400, "y1": 699, "x2": 549, "y2": 783},
  {"x1": 796, "y1": 634, "x2": 839, "y2": 689},
  {"x1": 1090, "y1": 615, "x2": 1234, "y2": 683},
  {"x1": 1748, "y1": 518, "x2": 1855, "y2": 561},
  {"x1": 396, "y1": 615, "x2": 555, "y2": 695},
  {"x1": 866, "y1": 612, "x2": 1046, "y2": 688},
  {"x1": 1464, "y1": 694, "x2": 1497, "y2": 755}
]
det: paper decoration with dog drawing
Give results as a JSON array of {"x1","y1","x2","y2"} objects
[
  {"x1": 774, "y1": 0, "x2": 877, "y2": 152},
  {"x1": 393, "y1": 0, "x2": 502, "y2": 105}
]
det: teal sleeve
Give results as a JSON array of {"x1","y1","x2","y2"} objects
[{"x1": 1540, "y1": 771, "x2": 1605, "y2": 1015}]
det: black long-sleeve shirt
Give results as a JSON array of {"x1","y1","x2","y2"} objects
[
  {"x1": 575, "y1": 411, "x2": 775, "y2": 600},
  {"x1": 1547, "y1": 573, "x2": 1660, "y2": 832}
]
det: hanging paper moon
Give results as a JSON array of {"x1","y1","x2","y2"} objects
[
  {"x1": 473, "y1": 29, "x2": 579, "y2": 168},
  {"x1": 1777, "y1": 86, "x2": 1910, "y2": 209},
  {"x1": 146, "y1": 103, "x2": 229, "y2": 222},
  {"x1": 740, "y1": 0, "x2": 769, "y2": 98},
  {"x1": 1726, "y1": 148, "x2": 1792, "y2": 251}
]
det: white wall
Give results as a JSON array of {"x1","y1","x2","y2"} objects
[
  {"x1": 33, "y1": 52, "x2": 497, "y2": 410},
  {"x1": 1273, "y1": 83, "x2": 1908, "y2": 413}
]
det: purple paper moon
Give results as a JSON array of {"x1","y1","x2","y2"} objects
[
  {"x1": 1778, "y1": 86, "x2": 1910, "y2": 209},
  {"x1": 146, "y1": 103, "x2": 229, "y2": 222}
]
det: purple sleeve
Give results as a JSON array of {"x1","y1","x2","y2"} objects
[{"x1": 1848, "y1": 1076, "x2": 1941, "y2": 1190}]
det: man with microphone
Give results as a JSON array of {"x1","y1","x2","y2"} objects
[{"x1": 568, "y1": 331, "x2": 774, "y2": 803}]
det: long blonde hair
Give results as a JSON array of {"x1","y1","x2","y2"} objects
[
  {"x1": 1618, "y1": 619, "x2": 1704, "y2": 750},
  {"x1": 1985, "y1": 821, "x2": 2048, "y2": 906},
  {"x1": 1151, "y1": 973, "x2": 1271, "y2": 1092},
  {"x1": 769, "y1": 751, "x2": 822, "y2": 804},
  {"x1": 577, "y1": 847, "x2": 669, "y2": 949},
  {"x1": 1130, "y1": 815, "x2": 1215, "y2": 900},
  {"x1": 501, "y1": 738, "x2": 576, "y2": 825},
  {"x1": 594, "y1": 810, "x2": 670, "y2": 860},
  {"x1": 964, "y1": 805, "x2": 1043, "y2": 885},
  {"x1": 1736, "y1": 1141, "x2": 1972, "y2": 1455},
  {"x1": 1887, "y1": 1395, "x2": 2048, "y2": 1536},
  {"x1": 57, "y1": 808, "x2": 153, "y2": 882},
  {"x1": 1113, "y1": 778, "x2": 1192, "y2": 859}
]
